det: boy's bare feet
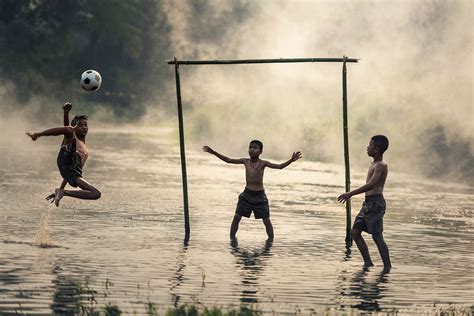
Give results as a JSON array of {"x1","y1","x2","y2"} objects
[
  {"x1": 363, "y1": 261, "x2": 375, "y2": 268},
  {"x1": 54, "y1": 188, "x2": 65, "y2": 207},
  {"x1": 45, "y1": 192, "x2": 55, "y2": 203},
  {"x1": 382, "y1": 266, "x2": 392, "y2": 273}
]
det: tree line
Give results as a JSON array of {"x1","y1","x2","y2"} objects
[{"x1": 0, "y1": 0, "x2": 171, "y2": 117}]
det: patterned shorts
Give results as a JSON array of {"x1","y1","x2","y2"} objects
[{"x1": 353, "y1": 194, "x2": 386, "y2": 234}]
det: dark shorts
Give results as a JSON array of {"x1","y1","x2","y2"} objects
[
  {"x1": 57, "y1": 147, "x2": 82, "y2": 187},
  {"x1": 235, "y1": 188, "x2": 270, "y2": 220},
  {"x1": 353, "y1": 194, "x2": 386, "y2": 234}
]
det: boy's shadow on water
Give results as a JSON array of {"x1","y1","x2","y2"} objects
[
  {"x1": 229, "y1": 238, "x2": 273, "y2": 304},
  {"x1": 337, "y1": 249, "x2": 391, "y2": 312}
]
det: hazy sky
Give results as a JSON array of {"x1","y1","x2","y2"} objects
[
  {"x1": 1, "y1": 0, "x2": 472, "y2": 182},
  {"x1": 148, "y1": 0, "x2": 472, "y2": 180}
]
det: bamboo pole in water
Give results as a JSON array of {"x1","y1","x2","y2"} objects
[
  {"x1": 169, "y1": 56, "x2": 358, "y2": 244},
  {"x1": 342, "y1": 56, "x2": 352, "y2": 246},
  {"x1": 174, "y1": 57, "x2": 190, "y2": 243}
]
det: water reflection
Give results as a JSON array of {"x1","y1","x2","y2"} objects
[
  {"x1": 1, "y1": 127, "x2": 473, "y2": 313},
  {"x1": 51, "y1": 275, "x2": 83, "y2": 315},
  {"x1": 337, "y1": 266, "x2": 391, "y2": 312},
  {"x1": 230, "y1": 238, "x2": 273, "y2": 303},
  {"x1": 169, "y1": 244, "x2": 189, "y2": 307},
  {"x1": 0, "y1": 258, "x2": 23, "y2": 287}
]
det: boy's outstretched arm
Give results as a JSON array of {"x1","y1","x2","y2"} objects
[
  {"x1": 27, "y1": 126, "x2": 73, "y2": 141},
  {"x1": 203, "y1": 146, "x2": 244, "y2": 164},
  {"x1": 63, "y1": 102, "x2": 72, "y2": 126},
  {"x1": 337, "y1": 163, "x2": 385, "y2": 203},
  {"x1": 265, "y1": 151, "x2": 302, "y2": 169}
]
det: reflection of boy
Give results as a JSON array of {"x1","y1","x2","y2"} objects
[
  {"x1": 203, "y1": 140, "x2": 302, "y2": 241},
  {"x1": 27, "y1": 102, "x2": 101, "y2": 206},
  {"x1": 338, "y1": 135, "x2": 391, "y2": 268}
]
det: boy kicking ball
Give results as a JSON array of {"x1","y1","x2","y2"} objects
[{"x1": 27, "y1": 102, "x2": 101, "y2": 206}]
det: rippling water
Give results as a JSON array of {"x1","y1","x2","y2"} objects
[{"x1": 0, "y1": 127, "x2": 472, "y2": 314}]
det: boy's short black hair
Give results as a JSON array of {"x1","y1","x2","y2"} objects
[
  {"x1": 371, "y1": 135, "x2": 389, "y2": 154},
  {"x1": 71, "y1": 115, "x2": 88, "y2": 126},
  {"x1": 249, "y1": 140, "x2": 263, "y2": 151}
]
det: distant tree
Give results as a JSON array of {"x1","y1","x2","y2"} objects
[
  {"x1": 422, "y1": 125, "x2": 474, "y2": 185},
  {"x1": 0, "y1": 0, "x2": 170, "y2": 117}
]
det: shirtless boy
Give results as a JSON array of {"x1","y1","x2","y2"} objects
[
  {"x1": 338, "y1": 135, "x2": 391, "y2": 268},
  {"x1": 27, "y1": 103, "x2": 101, "y2": 206},
  {"x1": 203, "y1": 140, "x2": 302, "y2": 241},
  {"x1": 45, "y1": 102, "x2": 75, "y2": 205}
]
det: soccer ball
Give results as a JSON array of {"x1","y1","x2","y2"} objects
[{"x1": 80, "y1": 70, "x2": 102, "y2": 91}]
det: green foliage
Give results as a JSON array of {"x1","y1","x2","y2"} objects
[
  {"x1": 145, "y1": 301, "x2": 159, "y2": 316},
  {"x1": 166, "y1": 304, "x2": 261, "y2": 316},
  {"x1": 166, "y1": 304, "x2": 199, "y2": 316},
  {"x1": 102, "y1": 302, "x2": 122, "y2": 316},
  {"x1": 0, "y1": 0, "x2": 170, "y2": 117}
]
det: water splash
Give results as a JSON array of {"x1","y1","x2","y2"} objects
[{"x1": 34, "y1": 208, "x2": 57, "y2": 248}]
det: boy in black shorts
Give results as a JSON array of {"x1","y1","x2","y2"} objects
[
  {"x1": 203, "y1": 140, "x2": 302, "y2": 241},
  {"x1": 27, "y1": 103, "x2": 101, "y2": 206},
  {"x1": 338, "y1": 135, "x2": 391, "y2": 269}
]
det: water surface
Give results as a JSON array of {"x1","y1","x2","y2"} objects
[{"x1": 0, "y1": 127, "x2": 472, "y2": 314}]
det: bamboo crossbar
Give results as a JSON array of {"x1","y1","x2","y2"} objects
[{"x1": 167, "y1": 57, "x2": 359, "y2": 65}]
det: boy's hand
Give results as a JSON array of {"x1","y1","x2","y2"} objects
[
  {"x1": 291, "y1": 151, "x2": 302, "y2": 162},
  {"x1": 26, "y1": 132, "x2": 39, "y2": 141},
  {"x1": 202, "y1": 146, "x2": 215, "y2": 154},
  {"x1": 338, "y1": 192, "x2": 352, "y2": 204},
  {"x1": 62, "y1": 102, "x2": 72, "y2": 112}
]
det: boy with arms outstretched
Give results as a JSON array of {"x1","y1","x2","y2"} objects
[
  {"x1": 338, "y1": 135, "x2": 391, "y2": 269},
  {"x1": 27, "y1": 103, "x2": 101, "y2": 206},
  {"x1": 203, "y1": 140, "x2": 302, "y2": 241}
]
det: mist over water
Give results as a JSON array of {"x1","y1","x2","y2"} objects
[
  {"x1": 1, "y1": 0, "x2": 472, "y2": 183},
  {"x1": 154, "y1": 0, "x2": 473, "y2": 183}
]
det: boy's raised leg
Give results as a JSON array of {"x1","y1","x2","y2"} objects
[
  {"x1": 351, "y1": 228, "x2": 374, "y2": 267},
  {"x1": 372, "y1": 232, "x2": 391, "y2": 268},
  {"x1": 230, "y1": 214, "x2": 242, "y2": 239},
  {"x1": 263, "y1": 218, "x2": 274, "y2": 241},
  {"x1": 62, "y1": 177, "x2": 101, "y2": 200}
]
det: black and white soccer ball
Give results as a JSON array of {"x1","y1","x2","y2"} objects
[{"x1": 80, "y1": 70, "x2": 102, "y2": 91}]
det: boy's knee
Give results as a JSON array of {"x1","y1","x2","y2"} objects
[
  {"x1": 92, "y1": 189, "x2": 101, "y2": 200},
  {"x1": 372, "y1": 232, "x2": 383, "y2": 242},
  {"x1": 351, "y1": 228, "x2": 362, "y2": 239},
  {"x1": 233, "y1": 214, "x2": 242, "y2": 222},
  {"x1": 263, "y1": 218, "x2": 272, "y2": 226}
]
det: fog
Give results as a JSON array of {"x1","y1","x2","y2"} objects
[
  {"x1": 147, "y1": 0, "x2": 473, "y2": 183},
  {"x1": 1, "y1": 0, "x2": 472, "y2": 184}
]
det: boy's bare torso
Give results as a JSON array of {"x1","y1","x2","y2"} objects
[
  {"x1": 243, "y1": 158, "x2": 265, "y2": 191},
  {"x1": 64, "y1": 132, "x2": 88, "y2": 167},
  {"x1": 366, "y1": 161, "x2": 388, "y2": 196},
  {"x1": 75, "y1": 138, "x2": 88, "y2": 166}
]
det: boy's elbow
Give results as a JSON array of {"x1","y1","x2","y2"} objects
[{"x1": 366, "y1": 183, "x2": 376, "y2": 190}]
